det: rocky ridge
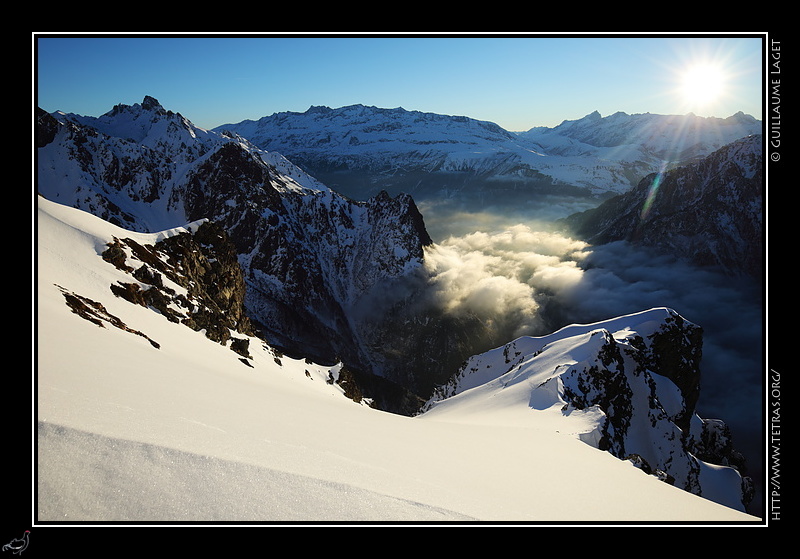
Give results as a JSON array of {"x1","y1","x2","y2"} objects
[
  {"x1": 562, "y1": 134, "x2": 763, "y2": 277},
  {"x1": 100, "y1": 220, "x2": 253, "y2": 353}
]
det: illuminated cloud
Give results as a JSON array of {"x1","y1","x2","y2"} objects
[{"x1": 421, "y1": 224, "x2": 591, "y2": 338}]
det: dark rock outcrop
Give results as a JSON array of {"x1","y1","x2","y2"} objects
[{"x1": 101, "y1": 220, "x2": 254, "y2": 351}]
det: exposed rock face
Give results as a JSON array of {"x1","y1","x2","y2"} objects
[
  {"x1": 422, "y1": 308, "x2": 753, "y2": 511},
  {"x1": 563, "y1": 135, "x2": 763, "y2": 278},
  {"x1": 36, "y1": 107, "x2": 61, "y2": 148},
  {"x1": 58, "y1": 285, "x2": 162, "y2": 350},
  {"x1": 101, "y1": 220, "x2": 254, "y2": 356},
  {"x1": 177, "y1": 137, "x2": 437, "y2": 385}
]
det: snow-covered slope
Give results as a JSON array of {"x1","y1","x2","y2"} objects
[
  {"x1": 422, "y1": 308, "x2": 752, "y2": 512},
  {"x1": 36, "y1": 196, "x2": 758, "y2": 522}
]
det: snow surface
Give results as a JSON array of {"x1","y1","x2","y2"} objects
[{"x1": 35, "y1": 196, "x2": 758, "y2": 524}]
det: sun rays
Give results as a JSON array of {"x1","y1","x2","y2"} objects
[{"x1": 664, "y1": 40, "x2": 750, "y2": 118}]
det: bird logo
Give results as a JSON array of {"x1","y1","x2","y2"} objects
[{"x1": 2, "y1": 531, "x2": 29, "y2": 555}]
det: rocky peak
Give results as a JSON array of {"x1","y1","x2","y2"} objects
[
  {"x1": 141, "y1": 95, "x2": 166, "y2": 112},
  {"x1": 305, "y1": 105, "x2": 335, "y2": 115},
  {"x1": 106, "y1": 95, "x2": 169, "y2": 118}
]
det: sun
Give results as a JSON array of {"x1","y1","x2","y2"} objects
[{"x1": 679, "y1": 62, "x2": 728, "y2": 109}]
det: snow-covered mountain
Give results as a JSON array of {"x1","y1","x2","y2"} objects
[
  {"x1": 37, "y1": 98, "x2": 438, "y2": 409},
  {"x1": 35, "y1": 96, "x2": 761, "y2": 522},
  {"x1": 36, "y1": 195, "x2": 757, "y2": 522},
  {"x1": 563, "y1": 134, "x2": 763, "y2": 277},
  {"x1": 521, "y1": 110, "x2": 761, "y2": 158},
  {"x1": 215, "y1": 104, "x2": 762, "y2": 205}
]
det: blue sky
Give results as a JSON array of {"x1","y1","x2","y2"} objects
[{"x1": 35, "y1": 33, "x2": 764, "y2": 131}]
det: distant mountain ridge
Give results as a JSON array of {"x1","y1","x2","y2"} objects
[
  {"x1": 216, "y1": 104, "x2": 762, "y2": 205},
  {"x1": 526, "y1": 109, "x2": 760, "y2": 152}
]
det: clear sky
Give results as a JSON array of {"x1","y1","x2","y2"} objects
[{"x1": 34, "y1": 33, "x2": 765, "y2": 132}]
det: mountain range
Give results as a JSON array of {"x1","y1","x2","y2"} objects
[
  {"x1": 216, "y1": 103, "x2": 761, "y2": 207},
  {"x1": 34, "y1": 96, "x2": 763, "y2": 522}
]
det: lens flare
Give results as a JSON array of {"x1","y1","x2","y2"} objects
[{"x1": 640, "y1": 162, "x2": 667, "y2": 222}]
